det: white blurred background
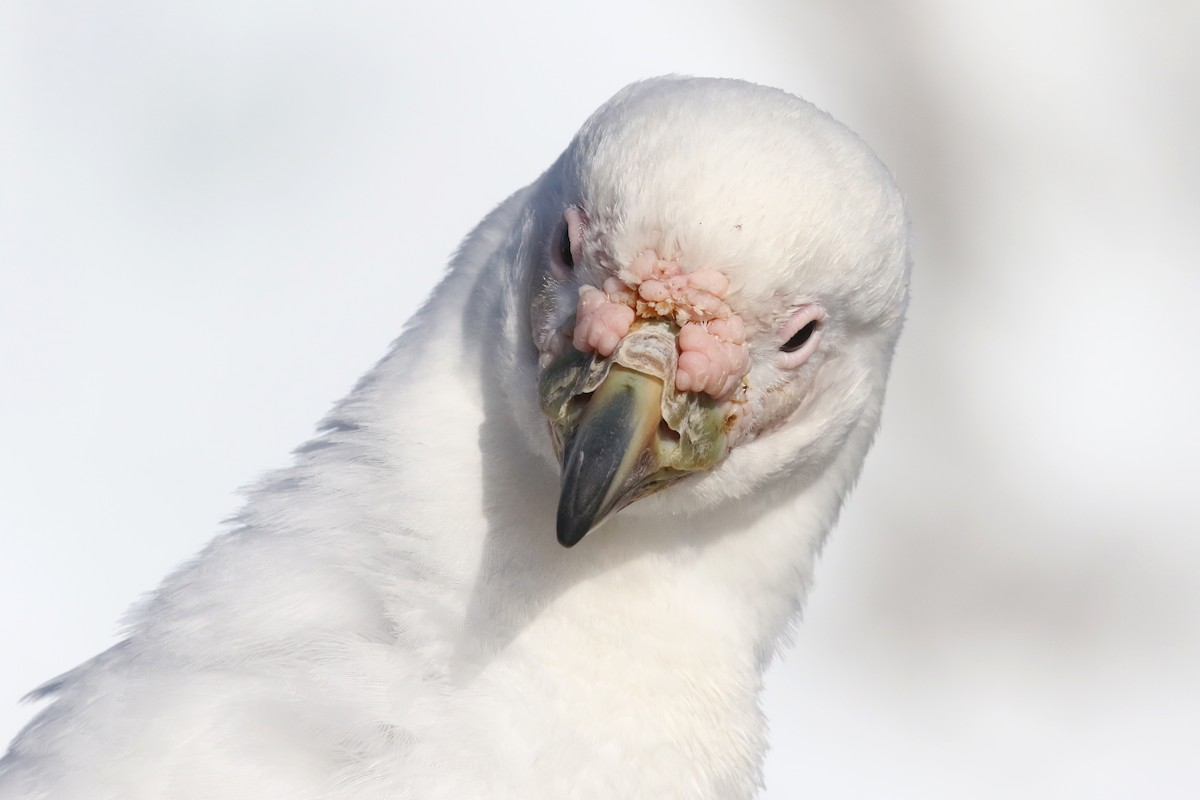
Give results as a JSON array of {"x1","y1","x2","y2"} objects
[{"x1": 2, "y1": 1, "x2": 1197, "y2": 796}]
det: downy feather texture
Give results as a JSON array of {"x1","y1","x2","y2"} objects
[{"x1": 0, "y1": 76, "x2": 910, "y2": 800}]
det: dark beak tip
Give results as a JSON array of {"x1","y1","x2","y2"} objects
[{"x1": 556, "y1": 508, "x2": 593, "y2": 548}]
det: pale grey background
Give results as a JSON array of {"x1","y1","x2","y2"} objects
[{"x1": 2, "y1": 1, "x2": 1198, "y2": 797}]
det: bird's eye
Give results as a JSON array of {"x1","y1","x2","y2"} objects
[
  {"x1": 558, "y1": 224, "x2": 574, "y2": 270},
  {"x1": 780, "y1": 320, "x2": 816, "y2": 353},
  {"x1": 777, "y1": 304, "x2": 826, "y2": 369},
  {"x1": 550, "y1": 207, "x2": 584, "y2": 280}
]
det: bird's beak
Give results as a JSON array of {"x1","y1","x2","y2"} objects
[{"x1": 539, "y1": 321, "x2": 729, "y2": 546}]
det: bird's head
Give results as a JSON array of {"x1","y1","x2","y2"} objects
[{"x1": 505, "y1": 77, "x2": 910, "y2": 547}]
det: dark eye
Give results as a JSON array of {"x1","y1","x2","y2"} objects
[
  {"x1": 558, "y1": 224, "x2": 574, "y2": 269},
  {"x1": 780, "y1": 320, "x2": 817, "y2": 353}
]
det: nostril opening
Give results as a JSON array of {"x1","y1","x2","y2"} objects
[
  {"x1": 657, "y1": 420, "x2": 681, "y2": 444},
  {"x1": 565, "y1": 392, "x2": 593, "y2": 423}
]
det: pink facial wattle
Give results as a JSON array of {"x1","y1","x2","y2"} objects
[
  {"x1": 570, "y1": 253, "x2": 750, "y2": 401},
  {"x1": 572, "y1": 281, "x2": 635, "y2": 358}
]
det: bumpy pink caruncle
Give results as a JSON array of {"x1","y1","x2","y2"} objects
[
  {"x1": 572, "y1": 280, "x2": 635, "y2": 358},
  {"x1": 571, "y1": 252, "x2": 750, "y2": 401}
]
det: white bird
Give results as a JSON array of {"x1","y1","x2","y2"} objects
[{"x1": 0, "y1": 76, "x2": 910, "y2": 799}]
